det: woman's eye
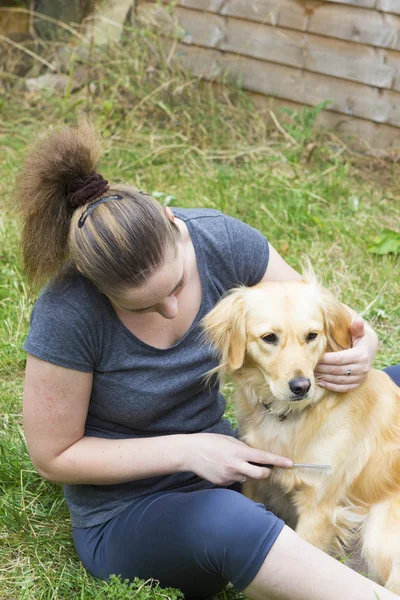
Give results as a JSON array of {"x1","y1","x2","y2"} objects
[
  {"x1": 306, "y1": 332, "x2": 318, "y2": 342},
  {"x1": 172, "y1": 277, "x2": 186, "y2": 295},
  {"x1": 262, "y1": 333, "x2": 278, "y2": 344}
]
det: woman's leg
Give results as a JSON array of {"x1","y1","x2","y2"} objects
[
  {"x1": 74, "y1": 488, "x2": 284, "y2": 600},
  {"x1": 243, "y1": 525, "x2": 399, "y2": 600},
  {"x1": 383, "y1": 364, "x2": 400, "y2": 387}
]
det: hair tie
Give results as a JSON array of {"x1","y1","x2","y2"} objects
[{"x1": 66, "y1": 172, "x2": 110, "y2": 208}]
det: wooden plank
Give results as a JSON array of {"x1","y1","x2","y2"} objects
[
  {"x1": 309, "y1": 4, "x2": 400, "y2": 50},
  {"x1": 220, "y1": 0, "x2": 311, "y2": 30},
  {"x1": 175, "y1": 8, "x2": 225, "y2": 46},
  {"x1": 377, "y1": 0, "x2": 400, "y2": 16},
  {"x1": 323, "y1": 0, "x2": 400, "y2": 16},
  {"x1": 385, "y1": 49, "x2": 400, "y2": 91},
  {"x1": 220, "y1": 52, "x2": 377, "y2": 121},
  {"x1": 305, "y1": 38, "x2": 396, "y2": 89},
  {"x1": 172, "y1": 6, "x2": 397, "y2": 89},
  {"x1": 317, "y1": 0, "x2": 375, "y2": 7},
  {"x1": 178, "y1": 0, "x2": 224, "y2": 10},
  {"x1": 383, "y1": 88, "x2": 400, "y2": 125},
  {"x1": 174, "y1": 43, "x2": 400, "y2": 126},
  {"x1": 221, "y1": 17, "x2": 306, "y2": 68},
  {"x1": 157, "y1": 0, "x2": 400, "y2": 50},
  {"x1": 223, "y1": 16, "x2": 396, "y2": 88},
  {"x1": 155, "y1": 0, "x2": 312, "y2": 29},
  {"x1": 172, "y1": 43, "x2": 223, "y2": 78}
]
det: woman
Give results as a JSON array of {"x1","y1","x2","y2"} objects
[{"x1": 19, "y1": 119, "x2": 400, "y2": 600}]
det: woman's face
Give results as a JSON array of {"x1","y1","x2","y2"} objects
[{"x1": 110, "y1": 243, "x2": 186, "y2": 320}]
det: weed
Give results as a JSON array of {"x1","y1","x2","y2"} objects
[{"x1": 280, "y1": 100, "x2": 332, "y2": 146}]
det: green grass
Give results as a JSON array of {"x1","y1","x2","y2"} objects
[{"x1": 1, "y1": 18, "x2": 400, "y2": 599}]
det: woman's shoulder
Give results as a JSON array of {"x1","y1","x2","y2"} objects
[
  {"x1": 24, "y1": 265, "x2": 105, "y2": 372},
  {"x1": 172, "y1": 207, "x2": 266, "y2": 244},
  {"x1": 173, "y1": 208, "x2": 270, "y2": 288},
  {"x1": 41, "y1": 263, "x2": 105, "y2": 314},
  {"x1": 30, "y1": 265, "x2": 108, "y2": 348},
  {"x1": 172, "y1": 207, "x2": 230, "y2": 261},
  {"x1": 171, "y1": 207, "x2": 233, "y2": 244},
  {"x1": 172, "y1": 207, "x2": 223, "y2": 223}
]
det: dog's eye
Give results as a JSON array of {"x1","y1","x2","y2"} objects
[
  {"x1": 306, "y1": 332, "x2": 318, "y2": 342},
  {"x1": 262, "y1": 333, "x2": 278, "y2": 345}
]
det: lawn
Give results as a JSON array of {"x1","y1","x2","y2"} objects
[{"x1": 0, "y1": 22, "x2": 399, "y2": 599}]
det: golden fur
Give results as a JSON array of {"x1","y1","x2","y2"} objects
[{"x1": 203, "y1": 275, "x2": 400, "y2": 593}]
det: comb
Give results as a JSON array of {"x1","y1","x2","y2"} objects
[{"x1": 249, "y1": 461, "x2": 332, "y2": 471}]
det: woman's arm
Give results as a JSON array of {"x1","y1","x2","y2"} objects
[
  {"x1": 261, "y1": 243, "x2": 378, "y2": 392},
  {"x1": 23, "y1": 355, "x2": 291, "y2": 486},
  {"x1": 23, "y1": 355, "x2": 188, "y2": 485},
  {"x1": 261, "y1": 243, "x2": 303, "y2": 282}
]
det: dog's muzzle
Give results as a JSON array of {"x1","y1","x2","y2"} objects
[{"x1": 288, "y1": 377, "x2": 311, "y2": 399}]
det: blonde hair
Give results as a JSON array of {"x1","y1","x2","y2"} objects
[{"x1": 15, "y1": 117, "x2": 180, "y2": 295}]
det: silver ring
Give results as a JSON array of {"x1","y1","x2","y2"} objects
[
  {"x1": 241, "y1": 476, "x2": 247, "y2": 484},
  {"x1": 345, "y1": 366, "x2": 352, "y2": 376}
]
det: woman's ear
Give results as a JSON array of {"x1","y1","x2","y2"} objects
[
  {"x1": 202, "y1": 289, "x2": 247, "y2": 371},
  {"x1": 320, "y1": 288, "x2": 352, "y2": 352},
  {"x1": 165, "y1": 207, "x2": 175, "y2": 222}
]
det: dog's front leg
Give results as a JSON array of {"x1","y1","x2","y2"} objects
[
  {"x1": 295, "y1": 505, "x2": 337, "y2": 554},
  {"x1": 242, "y1": 480, "x2": 266, "y2": 504}
]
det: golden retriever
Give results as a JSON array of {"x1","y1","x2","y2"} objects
[{"x1": 203, "y1": 273, "x2": 400, "y2": 593}]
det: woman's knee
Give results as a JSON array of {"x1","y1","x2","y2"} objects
[
  {"x1": 186, "y1": 489, "x2": 284, "y2": 584},
  {"x1": 186, "y1": 489, "x2": 262, "y2": 539}
]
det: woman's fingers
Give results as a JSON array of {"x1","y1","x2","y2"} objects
[
  {"x1": 315, "y1": 363, "x2": 356, "y2": 376},
  {"x1": 317, "y1": 347, "x2": 369, "y2": 371},
  {"x1": 317, "y1": 348, "x2": 358, "y2": 366},
  {"x1": 316, "y1": 374, "x2": 359, "y2": 385},
  {"x1": 241, "y1": 456, "x2": 293, "y2": 481},
  {"x1": 235, "y1": 442, "x2": 293, "y2": 482},
  {"x1": 239, "y1": 450, "x2": 293, "y2": 482},
  {"x1": 247, "y1": 450, "x2": 293, "y2": 469},
  {"x1": 242, "y1": 464, "x2": 273, "y2": 481},
  {"x1": 318, "y1": 381, "x2": 360, "y2": 392}
]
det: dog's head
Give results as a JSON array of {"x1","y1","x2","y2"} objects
[{"x1": 202, "y1": 272, "x2": 352, "y2": 412}]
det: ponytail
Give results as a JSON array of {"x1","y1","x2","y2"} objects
[
  {"x1": 15, "y1": 117, "x2": 180, "y2": 295},
  {"x1": 15, "y1": 117, "x2": 102, "y2": 287}
]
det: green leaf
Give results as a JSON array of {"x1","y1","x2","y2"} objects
[{"x1": 369, "y1": 229, "x2": 400, "y2": 255}]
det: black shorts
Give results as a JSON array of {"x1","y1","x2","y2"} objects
[{"x1": 73, "y1": 487, "x2": 284, "y2": 599}]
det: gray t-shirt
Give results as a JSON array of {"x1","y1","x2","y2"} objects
[{"x1": 24, "y1": 208, "x2": 269, "y2": 528}]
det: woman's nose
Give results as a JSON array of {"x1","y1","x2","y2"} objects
[{"x1": 157, "y1": 296, "x2": 179, "y2": 319}]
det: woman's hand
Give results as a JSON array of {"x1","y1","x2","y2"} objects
[
  {"x1": 315, "y1": 315, "x2": 378, "y2": 393},
  {"x1": 184, "y1": 433, "x2": 293, "y2": 486}
]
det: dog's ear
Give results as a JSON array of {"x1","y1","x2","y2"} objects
[
  {"x1": 202, "y1": 289, "x2": 247, "y2": 371},
  {"x1": 320, "y1": 288, "x2": 352, "y2": 352}
]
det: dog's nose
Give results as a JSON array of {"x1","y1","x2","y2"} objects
[{"x1": 288, "y1": 378, "x2": 311, "y2": 398}]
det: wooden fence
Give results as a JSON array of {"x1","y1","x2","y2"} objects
[{"x1": 138, "y1": 0, "x2": 400, "y2": 151}]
